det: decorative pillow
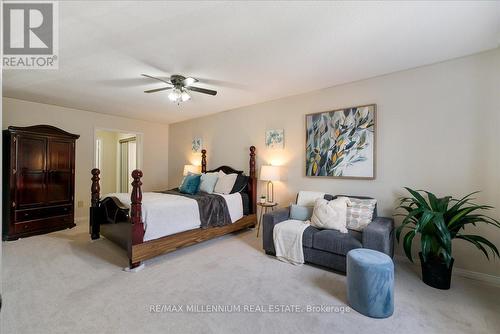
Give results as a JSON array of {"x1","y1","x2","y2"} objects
[
  {"x1": 230, "y1": 174, "x2": 249, "y2": 193},
  {"x1": 346, "y1": 198, "x2": 377, "y2": 231},
  {"x1": 214, "y1": 171, "x2": 238, "y2": 194},
  {"x1": 290, "y1": 204, "x2": 313, "y2": 221},
  {"x1": 309, "y1": 197, "x2": 352, "y2": 233},
  {"x1": 179, "y1": 171, "x2": 197, "y2": 188},
  {"x1": 179, "y1": 174, "x2": 201, "y2": 195},
  {"x1": 199, "y1": 172, "x2": 219, "y2": 194}
]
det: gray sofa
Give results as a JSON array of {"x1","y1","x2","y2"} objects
[{"x1": 262, "y1": 194, "x2": 394, "y2": 272}]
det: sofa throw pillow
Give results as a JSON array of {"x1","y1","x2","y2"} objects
[
  {"x1": 346, "y1": 198, "x2": 377, "y2": 231},
  {"x1": 290, "y1": 204, "x2": 313, "y2": 221},
  {"x1": 179, "y1": 174, "x2": 201, "y2": 195},
  {"x1": 214, "y1": 171, "x2": 238, "y2": 194},
  {"x1": 199, "y1": 172, "x2": 219, "y2": 194},
  {"x1": 309, "y1": 197, "x2": 352, "y2": 233}
]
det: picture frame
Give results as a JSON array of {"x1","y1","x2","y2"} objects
[
  {"x1": 265, "y1": 129, "x2": 284, "y2": 149},
  {"x1": 305, "y1": 104, "x2": 376, "y2": 179},
  {"x1": 192, "y1": 138, "x2": 202, "y2": 153}
]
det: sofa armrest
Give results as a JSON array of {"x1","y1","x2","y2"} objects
[
  {"x1": 262, "y1": 207, "x2": 290, "y2": 254},
  {"x1": 362, "y1": 217, "x2": 394, "y2": 257}
]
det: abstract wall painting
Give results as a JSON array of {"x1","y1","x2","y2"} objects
[
  {"x1": 265, "y1": 129, "x2": 284, "y2": 149},
  {"x1": 305, "y1": 104, "x2": 376, "y2": 179}
]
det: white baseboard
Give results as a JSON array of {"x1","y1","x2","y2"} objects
[{"x1": 394, "y1": 255, "x2": 500, "y2": 286}]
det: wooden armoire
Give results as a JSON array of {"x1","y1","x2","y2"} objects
[{"x1": 3, "y1": 125, "x2": 79, "y2": 240}]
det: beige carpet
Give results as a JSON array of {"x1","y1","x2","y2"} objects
[{"x1": 2, "y1": 223, "x2": 499, "y2": 334}]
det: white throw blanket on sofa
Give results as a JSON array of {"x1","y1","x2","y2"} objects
[{"x1": 273, "y1": 219, "x2": 310, "y2": 265}]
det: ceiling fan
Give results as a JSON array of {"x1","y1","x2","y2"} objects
[{"x1": 141, "y1": 74, "x2": 217, "y2": 104}]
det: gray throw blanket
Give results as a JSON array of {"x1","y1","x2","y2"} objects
[{"x1": 160, "y1": 189, "x2": 232, "y2": 228}]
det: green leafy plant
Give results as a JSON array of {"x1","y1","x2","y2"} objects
[{"x1": 395, "y1": 187, "x2": 500, "y2": 267}]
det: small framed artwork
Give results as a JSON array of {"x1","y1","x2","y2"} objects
[
  {"x1": 192, "y1": 138, "x2": 202, "y2": 153},
  {"x1": 305, "y1": 104, "x2": 376, "y2": 179},
  {"x1": 265, "y1": 129, "x2": 284, "y2": 149}
]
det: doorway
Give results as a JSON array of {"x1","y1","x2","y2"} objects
[
  {"x1": 94, "y1": 129, "x2": 142, "y2": 194},
  {"x1": 119, "y1": 136, "x2": 137, "y2": 192}
]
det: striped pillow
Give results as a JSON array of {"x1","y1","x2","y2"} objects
[{"x1": 346, "y1": 198, "x2": 377, "y2": 231}]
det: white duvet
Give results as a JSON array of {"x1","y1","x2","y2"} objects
[{"x1": 104, "y1": 192, "x2": 243, "y2": 241}]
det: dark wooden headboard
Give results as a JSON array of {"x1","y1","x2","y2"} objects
[
  {"x1": 207, "y1": 166, "x2": 243, "y2": 175},
  {"x1": 204, "y1": 147, "x2": 257, "y2": 214}
]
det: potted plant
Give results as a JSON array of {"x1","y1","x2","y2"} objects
[
  {"x1": 395, "y1": 187, "x2": 500, "y2": 289},
  {"x1": 260, "y1": 195, "x2": 267, "y2": 204}
]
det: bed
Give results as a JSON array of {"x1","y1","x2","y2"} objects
[{"x1": 89, "y1": 146, "x2": 257, "y2": 269}]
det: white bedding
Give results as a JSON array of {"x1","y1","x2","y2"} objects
[
  {"x1": 217, "y1": 192, "x2": 243, "y2": 223},
  {"x1": 104, "y1": 192, "x2": 243, "y2": 241}
]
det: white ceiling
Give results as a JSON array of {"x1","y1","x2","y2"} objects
[{"x1": 3, "y1": 1, "x2": 500, "y2": 124}]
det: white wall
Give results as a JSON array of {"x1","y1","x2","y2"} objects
[
  {"x1": 2, "y1": 98, "x2": 169, "y2": 222},
  {"x1": 169, "y1": 48, "x2": 500, "y2": 276}
]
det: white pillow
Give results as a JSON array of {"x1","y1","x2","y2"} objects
[
  {"x1": 213, "y1": 171, "x2": 238, "y2": 194},
  {"x1": 309, "y1": 197, "x2": 352, "y2": 233}
]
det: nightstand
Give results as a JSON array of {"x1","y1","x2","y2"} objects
[{"x1": 256, "y1": 202, "x2": 278, "y2": 238}]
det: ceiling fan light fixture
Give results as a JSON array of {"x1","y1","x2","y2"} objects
[
  {"x1": 142, "y1": 73, "x2": 217, "y2": 103},
  {"x1": 181, "y1": 90, "x2": 191, "y2": 102},
  {"x1": 168, "y1": 88, "x2": 182, "y2": 102},
  {"x1": 183, "y1": 77, "x2": 196, "y2": 86}
]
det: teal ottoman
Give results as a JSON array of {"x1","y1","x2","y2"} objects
[{"x1": 347, "y1": 248, "x2": 394, "y2": 318}]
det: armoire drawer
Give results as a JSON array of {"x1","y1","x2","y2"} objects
[
  {"x1": 15, "y1": 205, "x2": 72, "y2": 222},
  {"x1": 14, "y1": 215, "x2": 73, "y2": 234}
]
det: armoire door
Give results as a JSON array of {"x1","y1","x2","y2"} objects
[
  {"x1": 47, "y1": 138, "x2": 74, "y2": 204},
  {"x1": 15, "y1": 134, "x2": 47, "y2": 209}
]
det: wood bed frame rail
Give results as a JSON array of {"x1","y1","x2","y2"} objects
[{"x1": 89, "y1": 146, "x2": 257, "y2": 270}]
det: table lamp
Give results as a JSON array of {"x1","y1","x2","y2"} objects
[
  {"x1": 259, "y1": 165, "x2": 280, "y2": 203},
  {"x1": 183, "y1": 164, "x2": 201, "y2": 176}
]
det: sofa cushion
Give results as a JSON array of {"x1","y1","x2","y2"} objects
[
  {"x1": 312, "y1": 229, "x2": 362, "y2": 255},
  {"x1": 302, "y1": 220, "x2": 362, "y2": 249},
  {"x1": 348, "y1": 229, "x2": 363, "y2": 243}
]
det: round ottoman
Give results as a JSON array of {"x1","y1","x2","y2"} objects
[{"x1": 347, "y1": 248, "x2": 394, "y2": 318}]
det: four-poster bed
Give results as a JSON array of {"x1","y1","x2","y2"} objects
[{"x1": 90, "y1": 146, "x2": 257, "y2": 269}]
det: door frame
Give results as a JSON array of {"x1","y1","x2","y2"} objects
[{"x1": 93, "y1": 127, "x2": 144, "y2": 191}]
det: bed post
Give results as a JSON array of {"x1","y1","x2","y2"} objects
[
  {"x1": 249, "y1": 146, "x2": 257, "y2": 214},
  {"x1": 129, "y1": 169, "x2": 144, "y2": 269},
  {"x1": 90, "y1": 168, "x2": 101, "y2": 240},
  {"x1": 201, "y1": 149, "x2": 207, "y2": 173}
]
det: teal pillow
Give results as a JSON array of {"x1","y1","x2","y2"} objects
[
  {"x1": 290, "y1": 204, "x2": 313, "y2": 221},
  {"x1": 179, "y1": 174, "x2": 201, "y2": 195},
  {"x1": 199, "y1": 172, "x2": 219, "y2": 194}
]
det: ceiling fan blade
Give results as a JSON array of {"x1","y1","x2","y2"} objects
[
  {"x1": 144, "y1": 87, "x2": 172, "y2": 93},
  {"x1": 182, "y1": 77, "x2": 198, "y2": 87},
  {"x1": 141, "y1": 74, "x2": 172, "y2": 85},
  {"x1": 186, "y1": 86, "x2": 217, "y2": 96}
]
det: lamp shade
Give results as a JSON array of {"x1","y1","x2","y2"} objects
[
  {"x1": 259, "y1": 165, "x2": 280, "y2": 181},
  {"x1": 183, "y1": 164, "x2": 201, "y2": 176}
]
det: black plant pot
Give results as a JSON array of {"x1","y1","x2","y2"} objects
[{"x1": 419, "y1": 252, "x2": 454, "y2": 290}]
